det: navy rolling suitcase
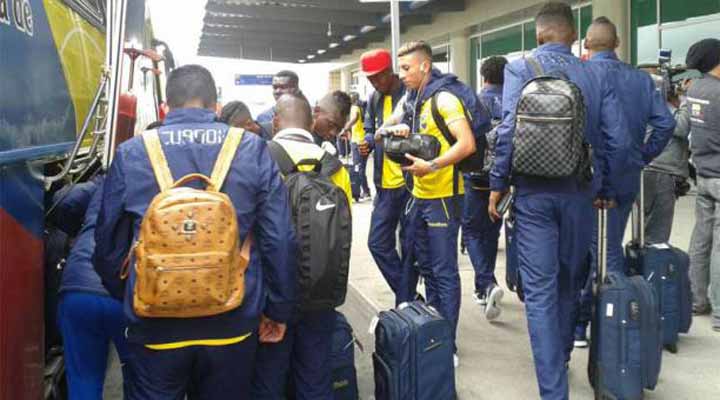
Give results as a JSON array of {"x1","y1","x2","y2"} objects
[
  {"x1": 625, "y1": 172, "x2": 691, "y2": 352},
  {"x1": 589, "y1": 209, "x2": 663, "y2": 400},
  {"x1": 504, "y1": 210, "x2": 524, "y2": 302},
  {"x1": 332, "y1": 312, "x2": 360, "y2": 400},
  {"x1": 678, "y1": 259, "x2": 693, "y2": 334},
  {"x1": 373, "y1": 301, "x2": 455, "y2": 400}
]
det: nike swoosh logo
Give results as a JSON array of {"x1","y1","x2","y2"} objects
[{"x1": 316, "y1": 201, "x2": 336, "y2": 211}]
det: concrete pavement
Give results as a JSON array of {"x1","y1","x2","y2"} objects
[
  {"x1": 343, "y1": 192, "x2": 720, "y2": 399},
  {"x1": 102, "y1": 190, "x2": 720, "y2": 399}
]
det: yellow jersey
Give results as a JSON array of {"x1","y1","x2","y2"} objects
[
  {"x1": 381, "y1": 95, "x2": 406, "y2": 189},
  {"x1": 351, "y1": 105, "x2": 365, "y2": 144},
  {"x1": 412, "y1": 92, "x2": 466, "y2": 199}
]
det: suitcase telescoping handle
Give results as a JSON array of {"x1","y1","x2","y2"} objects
[
  {"x1": 631, "y1": 170, "x2": 645, "y2": 247},
  {"x1": 597, "y1": 208, "x2": 608, "y2": 285}
]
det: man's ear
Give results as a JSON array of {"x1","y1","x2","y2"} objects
[{"x1": 272, "y1": 114, "x2": 279, "y2": 134}]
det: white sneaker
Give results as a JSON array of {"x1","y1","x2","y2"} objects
[
  {"x1": 484, "y1": 284, "x2": 504, "y2": 321},
  {"x1": 453, "y1": 354, "x2": 459, "y2": 369}
]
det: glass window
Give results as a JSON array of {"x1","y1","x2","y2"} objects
[
  {"x1": 662, "y1": 17, "x2": 720, "y2": 64},
  {"x1": 580, "y1": 5, "x2": 593, "y2": 39},
  {"x1": 481, "y1": 25, "x2": 523, "y2": 58},
  {"x1": 63, "y1": 0, "x2": 106, "y2": 29},
  {"x1": 524, "y1": 23, "x2": 537, "y2": 52},
  {"x1": 661, "y1": 0, "x2": 720, "y2": 23},
  {"x1": 631, "y1": 0, "x2": 659, "y2": 65}
]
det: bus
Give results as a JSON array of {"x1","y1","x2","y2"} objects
[{"x1": 0, "y1": 0, "x2": 170, "y2": 398}]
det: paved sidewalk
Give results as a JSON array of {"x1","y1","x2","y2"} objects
[
  {"x1": 344, "y1": 193, "x2": 720, "y2": 400},
  {"x1": 103, "y1": 192, "x2": 720, "y2": 399}
]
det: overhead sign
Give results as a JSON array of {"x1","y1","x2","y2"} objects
[{"x1": 235, "y1": 74, "x2": 274, "y2": 86}]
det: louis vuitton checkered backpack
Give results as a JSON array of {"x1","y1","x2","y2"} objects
[{"x1": 511, "y1": 57, "x2": 588, "y2": 179}]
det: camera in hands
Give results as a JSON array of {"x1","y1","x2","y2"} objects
[{"x1": 379, "y1": 124, "x2": 441, "y2": 166}]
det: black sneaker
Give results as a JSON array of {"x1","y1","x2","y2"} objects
[
  {"x1": 693, "y1": 303, "x2": 712, "y2": 315},
  {"x1": 573, "y1": 324, "x2": 589, "y2": 348},
  {"x1": 473, "y1": 290, "x2": 487, "y2": 306},
  {"x1": 484, "y1": 284, "x2": 504, "y2": 321}
]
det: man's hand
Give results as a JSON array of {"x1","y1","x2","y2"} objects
[
  {"x1": 593, "y1": 198, "x2": 617, "y2": 209},
  {"x1": 402, "y1": 154, "x2": 433, "y2": 177},
  {"x1": 358, "y1": 142, "x2": 371, "y2": 157},
  {"x1": 384, "y1": 124, "x2": 411, "y2": 138},
  {"x1": 488, "y1": 190, "x2": 507, "y2": 222},
  {"x1": 258, "y1": 315, "x2": 287, "y2": 343}
]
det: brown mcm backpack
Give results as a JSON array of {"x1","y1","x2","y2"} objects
[{"x1": 128, "y1": 128, "x2": 252, "y2": 318}]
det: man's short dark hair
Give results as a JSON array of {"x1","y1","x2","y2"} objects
[
  {"x1": 398, "y1": 41, "x2": 433, "y2": 59},
  {"x1": 166, "y1": 64, "x2": 217, "y2": 109},
  {"x1": 481, "y1": 56, "x2": 509, "y2": 85},
  {"x1": 276, "y1": 93, "x2": 313, "y2": 130},
  {"x1": 219, "y1": 101, "x2": 252, "y2": 125},
  {"x1": 331, "y1": 91, "x2": 352, "y2": 120},
  {"x1": 275, "y1": 70, "x2": 299, "y2": 87},
  {"x1": 535, "y1": 1, "x2": 576, "y2": 31}
]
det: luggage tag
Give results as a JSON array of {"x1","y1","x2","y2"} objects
[
  {"x1": 606, "y1": 303, "x2": 614, "y2": 318},
  {"x1": 650, "y1": 243, "x2": 671, "y2": 250}
]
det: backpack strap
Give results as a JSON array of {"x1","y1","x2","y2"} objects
[
  {"x1": 210, "y1": 127, "x2": 245, "y2": 190},
  {"x1": 430, "y1": 92, "x2": 465, "y2": 217},
  {"x1": 267, "y1": 140, "x2": 297, "y2": 175},
  {"x1": 319, "y1": 152, "x2": 343, "y2": 177},
  {"x1": 526, "y1": 56, "x2": 544, "y2": 77},
  {"x1": 431, "y1": 91, "x2": 474, "y2": 147},
  {"x1": 431, "y1": 91, "x2": 456, "y2": 147},
  {"x1": 142, "y1": 130, "x2": 174, "y2": 191}
]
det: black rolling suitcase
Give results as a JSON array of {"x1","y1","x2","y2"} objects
[{"x1": 589, "y1": 208, "x2": 663, "y2": 400}]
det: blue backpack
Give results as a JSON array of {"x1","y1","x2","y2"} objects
[{"x1": 430, "y1": 81, "x2": 493, "y2": 174}]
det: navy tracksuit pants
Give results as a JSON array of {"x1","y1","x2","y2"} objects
[
  {"x1": 408, "y1": 196, "x2": 462, "y2": 349},
  {"x1": 57, "y1": 292, "x2": 130, "y2": 400},
  {"x1": 514, "y1": 190, "x2": 593, "y2": 400},
  {"x1": 251, "y1": 310, "x2": 336, "y2": 400},
  {"x1": 462, "y1": 176, "x2": 502, "y2": 294},
  {"x1": 351, "y1": 143, "x2": 370, "y2": 198},
  {"x1": 368, "y1": 187, "x2": 417, "y2": 305},
  {"x1": 124, "y1": 332, "x2": 257, "y2": 399}
]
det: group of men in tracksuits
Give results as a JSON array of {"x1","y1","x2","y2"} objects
[
  {"x1": 357, "y1": 3, "x2": 679, "y2": 399},
  {"x1": 56, "y1": 64, "x2": 355, "y2": 399}
]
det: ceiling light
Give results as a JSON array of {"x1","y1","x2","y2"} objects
[
  {"x1": 329, "y1": 42, "x2": 340, "y2": 49},
  {"x1": 298, "y1": 59, "x2": 306, "y2": 63},
  {"x1": 343, "y1": 35, "x2": 356, "y2": 42},
  {"x1": 361, "y1": 25, "x2": 376, "y2": 34},
  {"x1": 317, "y1": 49, "x2": 327, "y2": 54},
  {"x1": 307, "y1": 55, "x2": 315, "y2": 59}
]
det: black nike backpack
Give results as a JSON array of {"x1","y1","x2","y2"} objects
[{"x1": 268, "y1": 139, "x2": 352, "y2": 312}]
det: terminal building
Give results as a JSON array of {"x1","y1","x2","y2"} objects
[
  {"x1": 198, "y1": 0, "x2": 720, "y2": 100},
  {"x1": 325, "y1": 0, "x2": 720, "y2": 99}
]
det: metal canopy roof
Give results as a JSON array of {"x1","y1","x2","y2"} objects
[{"x1": 197, "y1": 0, "x2": 466, "y2": 63}]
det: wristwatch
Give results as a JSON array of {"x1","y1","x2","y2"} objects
[{"x1": 429, "y1": 160, "x2": 440, "y2": 172}]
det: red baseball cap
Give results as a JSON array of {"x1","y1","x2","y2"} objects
[{"x1": 361, "y1": 49, "x2": 392, "y2": 76}]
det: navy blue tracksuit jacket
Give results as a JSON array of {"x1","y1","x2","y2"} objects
[
  {"x1": 93, "y1": 108, "x2": 297, "y2": 346},
  {"x1": 585, "y1": 51, "x2": 676, "y2": 276},
  {"x1": 490, "y1": 43, "x2": 630, "y2": 400}
]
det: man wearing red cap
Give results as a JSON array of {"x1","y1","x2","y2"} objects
[{"x1": 359, "y1": 49, "x2": 417, "y2": 305}]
